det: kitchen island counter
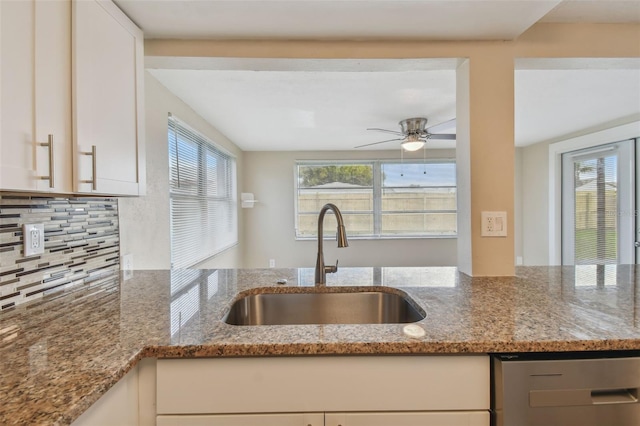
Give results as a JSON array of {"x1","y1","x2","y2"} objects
[{"x1": 1, "y1": 266, "x2": 639, "y2": 424}]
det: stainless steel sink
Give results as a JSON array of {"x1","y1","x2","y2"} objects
[{"x1": 223, "y1": 290, "x2": 425, "y2": 325}]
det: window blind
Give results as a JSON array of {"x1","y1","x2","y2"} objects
[
  {"x1": 168, "y1": 114, "x2": 237, "y2": 268},
  {"x1": 568, "y1": 148, "x2": 619, "y2": 265},
  {"x1": 561, "y1": 139, "x2": 635, "y2": 265}
]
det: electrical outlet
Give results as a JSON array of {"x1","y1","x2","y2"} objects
[
  {"x1": 481, "y1": 211, "x2": 507, "y2": 237},
  {"x1": 23, "y1": 224, "x2": 45, "y2": 256},
  {"x1": 121, "y1": 254, "x2": 133, "y2": 280},
  {"x1": 269, "y1": 259, "x2": 276, "y2": 268}
]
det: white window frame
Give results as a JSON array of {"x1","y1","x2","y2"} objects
[
  {"x1": 168, "y1": 114, "x2": 238, "y2": 268},
  {"x1": 294, "y1": 159, "x2": 457, "y2": 240}
]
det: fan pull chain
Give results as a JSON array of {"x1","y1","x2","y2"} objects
[
  {"x1": 423, "y1": 145, "x2": 427, "y2": 174},
  {"x1": 400, "y1": 147, "x2": 404, "y2": 177}
]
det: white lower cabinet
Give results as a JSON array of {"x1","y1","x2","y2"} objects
[
  {"x1": 71, "y1": 358, "x2": 156, "y2": 426},
  {"x1": 157, "y1": 413, "x2": 324, "y2": 426},
  {"x1": 156, "y1": 356, "x2": 490, "y2": 426},
  {"x1": 72, "y1": 365, "x2": 139, "y2": 426},
  {"x1": 156, "y1": 411, "x2": 488, "y2": 426},
  {"x1": 326, "y1": 411, "x2": 489, "y2": 426}
]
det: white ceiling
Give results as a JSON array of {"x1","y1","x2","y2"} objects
[
  {"x1": 148, "y1": 59, "x2": 458, "y2": 151},
  {"x1": 117, "y1": 0, "x2": 563, "y2": 41},
  {"x1": 117, "y1": 0, "x2": 640, "y2": 151}
]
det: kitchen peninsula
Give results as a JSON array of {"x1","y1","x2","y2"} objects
[{"x1": 1, "y1": 266, "x2": 639, "y2": 424}]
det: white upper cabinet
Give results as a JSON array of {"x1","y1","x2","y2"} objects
[
  {"x1": 73, "y1": 0, "x2": 145, "y2": 196},
  {"x1": 1, "y1": 0, "x2": 73, "y2": 193},
  {"x1": 0, "y1": 0, "x2": 145, "y2": 196}
]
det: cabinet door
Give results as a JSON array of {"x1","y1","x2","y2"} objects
[
  {"x1": 157, "y1": 413, "x2": 325, "y2": 426},
  {"x1": 34, "y1": 0, "x2": 73, "y2": 192},
  {"x1": 0, "y1": 0, "x2": 35, "y2": 191},
  {"x1": 325, "y1": 411, "x2": 489, "y2": 426},
  {"x1": 72, "y1": 0, "x2": 145, "y2": 196},
  {"x1": 0, "y1": 0, "x2": 71, "y2": 192}
]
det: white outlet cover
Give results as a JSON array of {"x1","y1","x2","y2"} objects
[
  {"x1": 481, "y1": 211, "x2": 507, "y2": 237},
  {"x1": 23, "y1": 223, "x2": 45, "y2": 256}
]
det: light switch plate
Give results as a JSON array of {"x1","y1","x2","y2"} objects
[
  {"x1": 23, "y1": 223, "x2": 45, "y2": 256},
  {"x1": 481, "y1": 211, "x2": 507, "y2": 237}
]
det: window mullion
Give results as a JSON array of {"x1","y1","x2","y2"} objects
[{"x1": 373, "y1": 161, "x2": 382, "y2": 236}]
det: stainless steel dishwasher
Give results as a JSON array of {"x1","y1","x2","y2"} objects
[{"x1": 491, "y1": 351, "x2": 640, "y2": 426}]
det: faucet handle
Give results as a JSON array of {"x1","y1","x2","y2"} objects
[{"x1": 324, "y1": 260, "x2": 338, "y2": 274}]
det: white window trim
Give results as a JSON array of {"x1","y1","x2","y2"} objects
[
  {"x1": 548, "y1": 121, "x2": 640, "y2": 265},
  {"x1": 294, "y1": 159, "x2": 457, "y2": 240}
]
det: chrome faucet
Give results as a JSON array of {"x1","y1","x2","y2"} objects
[{"x1": 315, "y1": 203, "x2": 349, "y2": 286}]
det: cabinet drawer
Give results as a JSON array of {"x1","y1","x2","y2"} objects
[
  {"x1": 156, "y1": 356, "x2": 489, "y2": 415},
  {"x1": 157, "y1": 413, "x2": 324, "y2": 426},
  {"x1": 326, "y1": 411, "x2": 489, "y2": 426}
]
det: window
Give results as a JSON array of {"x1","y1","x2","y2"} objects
[
  {"x1": 561, "y1": 140, "x2": 635, "y2": 265},
  {"x1": 168, "y1": 114, "x2": 237, "y2": 268},
  {"x1": 295, "y1": 160, "x2": 456, "y2": 239}
]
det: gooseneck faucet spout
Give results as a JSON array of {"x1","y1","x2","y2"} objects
[{"x1": 315, "y1": 203, "x2": 349, "y2": 286}]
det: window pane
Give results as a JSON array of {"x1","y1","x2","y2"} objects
[
  {"x1": 382, "y1": 162, "x2": 456, "y2": 188},
  {"x1": 169, "y1": 137, "x2": 199, "y2": 195},
  {"x1": 382, "y1": 188, "x2": 457, "y2": 211},
  {"x1": 205, "y1": 151, "x2": 218, "y2": 196},
  {"x1": 381, "y1": 161, "x2": 456, "y2": 236},
  {"x1": 297, "y1": 212, "x2": 374, "y2": 238},
  {"x1": 298, "y1": 164, "x2": 373, "y2": 188},
  {"x1": 297, "y1": 164, "x2": 375, "y2": 237},
  {"x1": 298, "y1": 188, "x2": 373, "y2": 213},
  {"x1": 573, "y1": 154, "x2": 617, "y2": 264},
  {"x1": 382, "y1": 212, "x2": 457, "y2": 235}
]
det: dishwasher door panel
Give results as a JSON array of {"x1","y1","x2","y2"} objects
[{"x1": 492, "y1": 354, "x2": 640, "y2": 426}]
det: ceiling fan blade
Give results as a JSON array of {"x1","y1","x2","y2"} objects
[
  {"x1": 354, "y1": 138, "x2": 404, "y2": 149},
  {"x1": 427, "y1": 133, "x2": 457, "y2": 140},
  {"x1": 366, "y1": 128, "x2": 405, "y2": 136},
  {"x1": 426, "y1": 118, "x2": 456, "y2": 134}
]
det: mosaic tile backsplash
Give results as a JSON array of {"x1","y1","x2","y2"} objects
[{"x1": 0, "y1": 195, "x2": 120, "y2": 310}]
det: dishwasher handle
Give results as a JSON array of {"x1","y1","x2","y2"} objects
[
  {"x1": 530, "y1": 388, "x2": 639, "y2": 407},
  {"x1": 591, "y1": 388, "x2": 639, "y2": 405}
]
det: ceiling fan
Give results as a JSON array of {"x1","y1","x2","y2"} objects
[{"x1": 355, "y1": 117, "x2": 456, "y2": 151}]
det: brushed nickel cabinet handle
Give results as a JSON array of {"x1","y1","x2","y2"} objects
[
  {"x1": 80, "y1": 145, "x2": 97, "y2": 191},
  {"x1": 38, "y1": 134, "x2": 55, "y2": 188}
]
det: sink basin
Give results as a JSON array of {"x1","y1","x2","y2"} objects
[{"x1": 223, "y1": 290, "x2": 425, "y2": 325}]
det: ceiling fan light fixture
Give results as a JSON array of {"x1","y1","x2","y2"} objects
[{"x1": 401, "y1": 135, "x2": 425, "y2": 152}]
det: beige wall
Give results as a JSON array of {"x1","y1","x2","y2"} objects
[
  {"x1": 242, "y1": 150, "x2": 457, "y2": 268},
  {"x1": 514, "y1": 147, "x2": 523, "y2": 265},
  {"x1": 119, "y1": 72, "x2": 244, "y2": 269},
  {"x1": 520, "y1": 139, "x2": 551, "y2": 265}
]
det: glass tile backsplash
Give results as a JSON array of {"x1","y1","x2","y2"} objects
[{"x1": 0, "y1": 195, "x2": 120, "y2": 310}]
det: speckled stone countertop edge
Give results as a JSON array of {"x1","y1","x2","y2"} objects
[{"x1": 140, "y1": 339, "x2": 640, "y2": 359}]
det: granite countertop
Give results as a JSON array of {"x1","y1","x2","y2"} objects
[{"x1": 1, "y1": 265, "x2": 640, "y2": 424}]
